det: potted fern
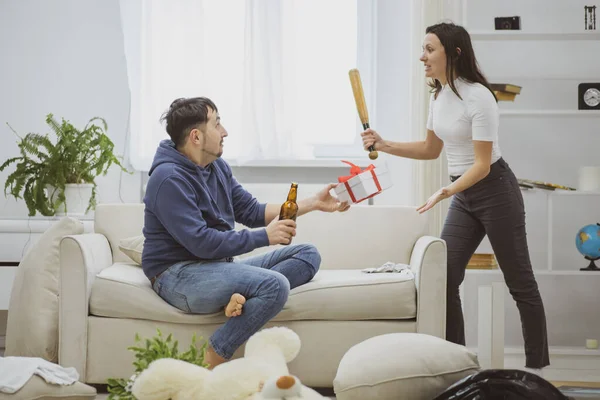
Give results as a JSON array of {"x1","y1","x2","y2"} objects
[
  {"x1": 0, "y1": 113, "x2": 130, "y2": 217},
  {"x1": 107, "y1": 329, "x2": 208, "y2": 399}
]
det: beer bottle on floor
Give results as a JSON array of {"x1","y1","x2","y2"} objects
[{"x1": 279, "y1": 182, "x2": 298, "y2": 222}]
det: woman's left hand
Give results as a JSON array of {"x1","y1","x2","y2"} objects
[{"x1": 417, "y1": 187, "x2": 451, "y2": 214}]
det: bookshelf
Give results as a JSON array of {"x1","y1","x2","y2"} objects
[
  {"x1": 469, "y1": 31, "x2": 600, "y2": 41},
  {"x1": 467, "y1": 270, "x2": 600, "y2": 276},
  {"x1": 466, "y1": 190, "x2": 600, "y2": 274},
  {"x1": 499, "y1": 110, "x2": 600, "y2": 117},
  {"x1": 463, "y1": 13, "x2": 600, "y2": 358},
  {"x1": 458, "y1": 0, "x2": 600, "y2": 377}
]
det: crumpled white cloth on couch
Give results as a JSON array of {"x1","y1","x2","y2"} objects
[
  {"x1": 0, "y1": 356, "x2": 79, "y2": 394},
  {"x1": 362, "y1": 262, "x2": 415, "y2": 280}
]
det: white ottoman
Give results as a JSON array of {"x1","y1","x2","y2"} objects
[
  {"x1": 0, "y1": 375, "x2": 96, "y2": 400},
  {"x1": 334, "y1": 333, "x2": 480, "y2": 400}
]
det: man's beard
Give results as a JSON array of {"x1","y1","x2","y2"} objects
[
  {"x1": 202, "y1": 148, "x2": 223, "y2": 158},
  {"x1": 201, "y1": 135, "x2": 223, "y2": 158}
]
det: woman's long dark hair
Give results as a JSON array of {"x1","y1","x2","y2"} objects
[{"x1": 426, "y1": 22, "x2": 497, "y2": 102}]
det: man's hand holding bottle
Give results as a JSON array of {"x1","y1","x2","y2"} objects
[{"x1": 266, "y1": 217, "x2": 296, "y2": 246}]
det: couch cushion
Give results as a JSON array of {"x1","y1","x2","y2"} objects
[
  {"x1": 94, "y1": 204, "x2": 145, "y2": 263},
  {"x1": 333, "y1": 333, "x2": 480, "y2": 400},
  {"x1": 90, "y1": 263, "x2": 417, "y2": 324},
  {"x1": 4, "y1": 217, "x2": 84, "y2": 363},
  {"x1": 0, "y1": 375, "x2": 96, "y2": 400},
  {"x1": 118, "y1": 235, "x2": 144, "y2": 265}
]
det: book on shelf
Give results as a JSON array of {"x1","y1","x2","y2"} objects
[
  {"x1": 494, "y1": 91, "x2": 517, "y2": 102},
  {"x1": 490, "y1": 83, "x2": 522, "y2": 94},
  {"x1": 467, "y1": 253, "x2": 498, "y2": 269},
  {"x1": 518, "y1": 179, "x2": 576, "y2": 191}
]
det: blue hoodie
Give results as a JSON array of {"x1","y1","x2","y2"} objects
[{"x1": 141, "y1": 140, "x2": 270, "y2": 279}]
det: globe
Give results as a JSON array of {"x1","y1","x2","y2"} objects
[{"x1": 575, "y1": 223, "x2": 600, "y2": 271}]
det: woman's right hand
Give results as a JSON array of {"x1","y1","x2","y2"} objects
[{"x1": 361, "y1": 128, "x2": 384, "y2": 151}]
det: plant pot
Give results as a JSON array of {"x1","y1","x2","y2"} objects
[{"x1": 46, "y1": 184, "x2": 94, "y2": 216}]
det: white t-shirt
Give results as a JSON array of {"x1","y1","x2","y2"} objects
[{"x1": 426, "y1": 78, "x2": 501, "y2": 176}]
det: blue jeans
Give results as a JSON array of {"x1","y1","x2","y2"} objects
[{"x1": 152, "y1": 243, "x2": 321, "y2": 359}]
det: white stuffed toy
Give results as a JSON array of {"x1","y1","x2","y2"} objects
[{"x1": 131, "y1": 327, "x2": 328, "y2": 400}]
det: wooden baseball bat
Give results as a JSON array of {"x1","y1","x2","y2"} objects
[{"x1": 349, "y1": 68, "x2": 378, "y2": 160}]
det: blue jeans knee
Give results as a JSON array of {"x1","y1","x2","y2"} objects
[{"x1": 294, "y1": 243, "x2": 321, "y2": 278}]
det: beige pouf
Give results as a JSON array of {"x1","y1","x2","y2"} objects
[
  {"x1": 334, "y1": 333, "x2": 480, "y2": 400},
  {"x1": 0, "y1": 375, "x2": 96, "y2": 400}
]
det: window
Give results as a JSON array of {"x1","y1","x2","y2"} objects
[{"x1": 119, "y1": 0, "x2": 377, "y2": 170}]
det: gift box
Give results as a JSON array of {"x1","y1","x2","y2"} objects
[{"x1": 335, "y1": 160, "x2": 393, "y2": 204}]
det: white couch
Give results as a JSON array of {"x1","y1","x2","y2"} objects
[{"x1": 58, "y1": 203, "x2": 447, "y2": 387}]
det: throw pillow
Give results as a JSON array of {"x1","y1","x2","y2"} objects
[
  {"x1": 334, "y1": 333, "x2": 480, "y2": 400},
  {"x1": 4, "y1": 217, "x2": 84, "y2": 363},
  {"x1": 118, "y1": 234, "x2": 144, "y2": 265}
]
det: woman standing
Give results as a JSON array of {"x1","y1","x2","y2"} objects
[{"x1": 361, "y1": 22, "x2": 549, "y2": 372}]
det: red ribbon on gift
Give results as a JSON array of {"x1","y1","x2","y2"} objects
[{"x1": 337, "y1": 160, "x2": 382, "y2": 203}]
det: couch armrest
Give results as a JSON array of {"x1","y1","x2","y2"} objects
[
  {"x1": 409, "y1": 235, "x2": 447, "y2": 339},
  {"x1": 59, "y1": 234, "x2": 113, "y2": 380}
]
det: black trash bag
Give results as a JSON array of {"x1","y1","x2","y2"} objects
[{"x1": 433, "y1": 369, "x2": 573, "y2": 400}]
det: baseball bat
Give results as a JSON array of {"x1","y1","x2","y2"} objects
[{"x1": 348, "y1": 68, "x2": 378, "y2": 160}]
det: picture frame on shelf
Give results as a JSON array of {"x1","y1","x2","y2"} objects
[{"x1": 494, "y1": 16, "x2": 521, "y2": 30}]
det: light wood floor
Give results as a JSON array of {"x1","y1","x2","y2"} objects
[
  {"x1": 96, "y1": 396, "x2": 336, "y2": 399},
  {"x1": 551, "y1": 381, "x2": 600, "y2": 388},
  {"x1": 94, "y1": 383, "x2": 600, "y2": 399}
]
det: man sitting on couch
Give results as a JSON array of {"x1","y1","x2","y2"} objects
[{"x1": 142, "y1": 97, "x2": 350, "y2": 368}]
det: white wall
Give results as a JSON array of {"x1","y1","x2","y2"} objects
[
  {"x1": 0, "y1": 0, "x2": 142, "y2": 219},
  {"x1": 461, "y1": 0, "x2": 600, "y2": 349},
  {"x1": 0, "y1": 0, "x2": 140, "y2": 341}
]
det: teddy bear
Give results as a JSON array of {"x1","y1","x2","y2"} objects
[{"x1": 130, "y1": 326, "x2": 328, "y2": 400}]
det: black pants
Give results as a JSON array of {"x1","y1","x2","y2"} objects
[{"x1": 441, "y1": 158, "x2": 550, "y2": 368}]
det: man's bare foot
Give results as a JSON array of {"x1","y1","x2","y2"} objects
[
  {"x1": 205, "y1": 345, "x2": 227, "y2": 370},
  {"x1": 225, "y1": 293, "x2": 246, "y2": 317}
]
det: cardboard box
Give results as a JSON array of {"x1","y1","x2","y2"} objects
[{"x1": 335, "y1": 161, "x2": 393, "y2": 204}]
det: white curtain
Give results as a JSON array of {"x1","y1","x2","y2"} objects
[
  {"x1": 240, "y1": 1, "x2": 289, "y2": 163},
  {"x1": 119, "y1": 0, "x2": 365, "y2": 171},
  {"x1": 409, "y1": 0, "x2": 463, "y2": 236},
  {"x1": 119, "y1": 0, "x2": 224, "y2": 171}
]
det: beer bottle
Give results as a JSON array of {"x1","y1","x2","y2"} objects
[{"x1": 279, "y1": 182, "x2": 299, "y2": 222}]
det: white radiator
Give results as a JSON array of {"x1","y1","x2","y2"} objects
[{"x1": 0, "y1": 219, "x2": 94, "y2": 262}]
